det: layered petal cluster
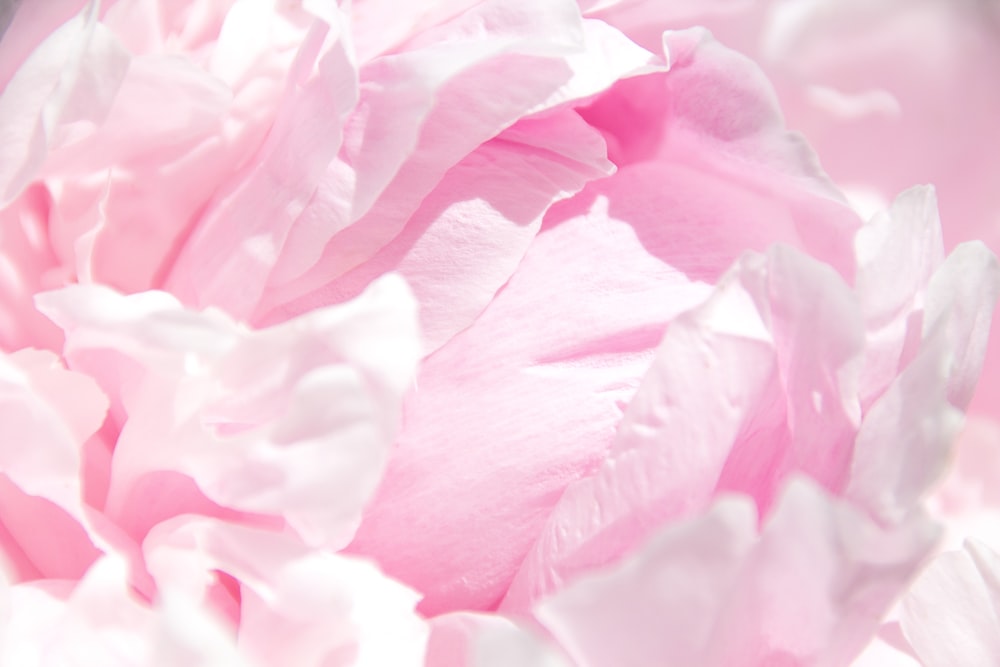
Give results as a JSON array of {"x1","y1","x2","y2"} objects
[
  {"x1": 0, "y1": 1, "x2": 996, "y2": 666},
  {"x1": 585, "y1": 0, "x2": 1000, "y2": 450}
]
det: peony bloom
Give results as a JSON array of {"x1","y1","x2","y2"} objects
[{"x1": 0, "y1": 1, "x2": 997, "y2": 666}]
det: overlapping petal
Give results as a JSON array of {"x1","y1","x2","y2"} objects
[
  {"x1": 0, "y1": 1, "x2": 995, "y2": 665},
  {"x1": 536, "y1": 478, "x2": 938, "y2": 667},
  {"x1": 144, "y1": 517, "x2": 427, "y2": 667},
  {"x1": 346, "y1": 27, "x2": 866, "y2": 615},
  {"x1": 35, "y1": 274, "x2": 420, "y2": 550}
]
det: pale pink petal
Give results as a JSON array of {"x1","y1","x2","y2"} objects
[
  {"x1": 505, "y1": 245, "x2": 863, "y2": 608},
  {"x1": 43, "y1": 52, "x2": 232, "y2": 292},
  {"x1": 536, "y1": 493, "x2": 758, "y2": 667},
  {"x1": 536, "y1": 478, "x2": 938, "y2": 667},
  {"x1": 921, "y1": 242, "x2": 1000, "y2": 411},
  {"x1": 900, "y1": 542, "x2": 1000, "y2": 667},
  {"x1": 165, "y1": 6, "x2": 357, "y2": 316},
  {"x1": 348, "y1": 0, "x2": 482, "y2": 62},
  {"x1": 847, "y1": 242, "x2": 1000, "y2": 522},
  {"x1": 144, "y1": 517, "x2": 428, "y2": 667},
  {"x1": 149, "y1": 593, "x2": 248, "y2": 667},
  {"x1": 36, "y1": 275, "x2": 419, "y2": 549},
  {"x1": 258, "y1": 108, "x2": 614, "y2": 352},
  {"x1": 427, "y1": 612, "x2": 569, "y2": 667},
  {"x1": 0, "y1": 0, "x2": 84, "y2": 90},
  {"x1": 347, "y1": 30, "x2": 862, "y2": 616},
  {"x1": 846, "y1": 333, "x2": 963, "y2": 524},
  {"x1": 577, "y1": 0, "x2": 757, "y2": 51},
  {"x1": 853, "y1": 186, "x2": 944, "y2": 406},
  {"x1": 851, "y1": 635, "x2": 921, "y2": 667},
  {"x1": 3, "y1": 557, "x2": 155, "y2": 666},
  {"x1": 0, "y1": 1, "x2": 129, "y2": 205},
  {"x1": 0, "y1": 554, "x2": 248, "y2": 667},
  {"x1": 0, "y1": 184, "x2": 64, "y2": 351},
  {"x1": 0, "y1": 348, "x2": 107, "y2": 580},
  {"x1": 740, "y1": 0, "x2": 1000, "y2": 426},
  {"x1": 578, "y1": 28, "x2": 860, "y2": 276},
  {"x1": 256, "y1": 7, "x2": 655, "y2": 317},
  {"x1": 102, "y1": 0, "x2": 238, "y2": 57}
]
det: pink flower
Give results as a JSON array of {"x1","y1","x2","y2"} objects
[{"x1": 0, "y1": 1, "x2": 997, "y2": 666}]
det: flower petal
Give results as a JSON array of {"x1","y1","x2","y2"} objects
[
  {"x1": 536, "y1": 478, "x2": 937, "y2": 667},
  {"x1": 36, "y1": 275, "x2": 420, "y2": 549},
  {"x1": 0, "y1": 1, "x2": 129, "y2": 205},
  {"x1": 144, "y1": 517, "x2": 428, "y2": 667},
  {"x1": 900, "y1": 542, "x2": 1000, "y2": 667}
]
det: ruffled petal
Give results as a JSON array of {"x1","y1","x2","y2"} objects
[
  {"x1": 0, "y1": 1, "x2": 129, "y2": 205},
  {"x1": 165, "y1": 5, "x2": 357, "y2": 315},
  {"x1": 0, "y1": 555, "x2": 248, "y2": 666},
  {"x1": 505, "y1": 245, "x2": 864, "y2": 608},
  {"x1": 0, "y1": 348, "x2": 107, "y2": 580},
  {"x1": 536, "y1": 478, "x2": 938, "y2": 667},
  {"x1": 143, "y1": 517, "x2": 428, "y2": 667},
  {"x1": 249, "y1": 7, "x2": 655, "y2": 327},
  {"x1": 347, "y1": 30, "x2": 864, "y2": 616},
  {"x1": 847, "y1": 240, "x2": 1000, "y2": 522},
  {"x1": 36, "y1": 275, "x2": 419, "y2": 549},
  {"x1": 258, "y1": 107, "x2": 615, "y2": 353}
]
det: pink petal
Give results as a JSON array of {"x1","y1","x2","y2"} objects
[
  {"x1": 900, "y1": 542, "x2": 1000, "y2": 667},
  {"x1": 928, "y1": 417, "x2": 1000, "y2": 553},
  {"x1": 505, "y1": 245, "x2": 864, "y2": 608},
  {"x1": 143, "y1": 517, "x2": 428, "y2": 667},
  {"x1": 427, "y1": 612, "x2": 569, "y2": 667},
  {"x1": 0, "y1": 184, "x2": 64, "y2": 352},
  {"x1": 258, "y1": 108, "x2": 615, "y2": 352},
  {"x1": 0, "y1": 348, "x2": 107, "y2": 581},
  {"x1": 921, "y1": 242, "x2": 1000, "y2": 411},
  {"x1": 536, "y1": 477, "x2": 938, "y2": 667},
  {"x1": 165, "y1": 6, "x2": 357, "y2": 316},
  {"x1": 36, "y1": 275, "x2": 420, "y2": 549},
  {"x1": 0, "y1": 2, "x2": 129, "y2": 205},
  {"x1": 0, "y1": 554, "x2": 248, "y2": 666},
  {"x1": 43, "y1": 51, "x2": 232, "y2": 292},
  {"x1": 853, "y1": 186, "x2": 944, "y2": 406},
  {"x1": 847, "y1": 242, "x2": 1000, "y2": 522},
  {"x1": 719, "y1": 0, "x2": 1000, "y2": 427},
  {"x1": 347, "y1": 30, "x2": 862, "y2": 616},
  {"x1": 256, "y1": 6, "x2": 655, "y2": 317}
]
